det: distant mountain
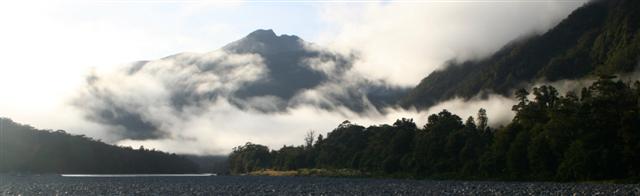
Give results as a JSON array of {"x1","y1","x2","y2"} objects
[
  {"x1": 0, "y1": 118, "x2": 199, "y2": 174},
  {"x1": 223, "y1": 29, "x2": 332, "y2": 104},
  {"x1": 78, "y1": 29, "x2": 407, "y2": 140},
  {"x1": 222, "y1": 29, "x2": 407, "y2": 111},
  {"x1": 403, "y1": 0, "x2": 640, "y2": 109},
  {"x1": 224, "y1": 29, "x2": 304, "y2": 55}
]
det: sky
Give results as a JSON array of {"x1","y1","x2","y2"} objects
[{"x1": 0, "y1": 0, "x2": 587, "y2": 155}]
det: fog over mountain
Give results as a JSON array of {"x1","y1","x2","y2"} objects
[
  {"x1": 51, "y1": 1, "x2": 589, "y2": 155},
  {"x1": 75, "y1": 29, "x2": 407, "y2": 143},
  {"x1": 402, "y1": 0, "x2": 640, "y2": 109}
]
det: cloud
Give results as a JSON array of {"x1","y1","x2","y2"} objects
[
  {"x1": 80, "y1": 57, "x2": 520, "y2": 155},
  {"x1": 0, "y1": 0, "x2": 252, "y2": 140},
  {"x1": 74, "y1": 37, "x2": 409, "y2": 142},
  {"x1": 110, "y1": 96, "x2": 438, "y2": 155},
  {"x1": 70, "y1": 2, "x2": 592, "y2": 154},
  {"x1": 423, "y1": 94, "x2": 518, "y2": 127},
  {"x1": 5, "y1": 1, "x2": 592, "y2": 155},
  {"x1": 75, "y1": 51, "x2": 267, "y2": 140},
  {"x1": 75, "y1": 43, "x2": 561, "y2": 155},
  {"x1": 317, "y1": 1, "x2": 588, "y2": 86},
  {"x1": 110, "y1": 93, "x2": 520, "y2": 155}
]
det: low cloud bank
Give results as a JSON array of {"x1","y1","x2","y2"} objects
[
  {"x1": 73, "y1": 1, "x2": 593, "y2": 155},
  {"x1": 110, "y1": 95, "x2": 520, "y2": 155},
  {"x1": 74, "y1": 43, "x2": 410, "y2": 154},
  {"x1": 317, "y1": 1, "x2": 587, "y2": 86},
  {"x1": 75, "y1": 45, "x2": 523, "y2": 154}
]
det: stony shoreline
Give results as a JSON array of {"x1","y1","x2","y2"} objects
[{"x1": 2, "y1": 175, "x2": 639, "y2": 195}]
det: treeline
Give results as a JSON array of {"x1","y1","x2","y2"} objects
[
  {"x1": 184, "y1": 155, "x2": 230, "y2": 175},
  {"x1": 403, "y1": 0, "x2": 640, "y2": 109},
  {"x1": 0, "y1": 118, "x2": 199, "y2": 174},
  {"x1": 229, "y1": 76, "x2": 640, "y2": 181}
]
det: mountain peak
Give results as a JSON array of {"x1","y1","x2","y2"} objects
[
  {"x1": 246, "y1": 29, "x2": 277, "y2": 40},
  {"x1": 223, "y1": 29, "x2": 304, "y2": 54}
]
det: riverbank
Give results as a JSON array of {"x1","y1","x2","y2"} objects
[
  {"x1": 248, "y1": 168, "x2": 367, "y2": 177},
  {"x1": 2, "y1": 175, "x2": 639, "y2": 195},
  {"x1": 246, "y1": 168, "x2": 640, "y2": 184}
]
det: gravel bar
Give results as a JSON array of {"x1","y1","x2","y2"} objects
[{"x1": 1, "y1": 175, "x2": 639, "y2": 195}]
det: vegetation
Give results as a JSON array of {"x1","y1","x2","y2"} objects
[
  {"x1": 249, "y1": 168, "x2": 366, "y2": 177},
  {"x1": 184, "y1": 155, "x2": 230, "y2": 175},
  {"x1": 0, "y1": 118, "x2": 199, "y2": 174},
  {"x1": 229, "y1": 76, "x2": 640, "y2": 181},
  {"x1": 403, "y1": 0, "x2": 640, "y2": 109}
]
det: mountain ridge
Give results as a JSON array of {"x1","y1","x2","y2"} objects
[
  {"x1": 223, "y1": 29, "x2": 304, "y2": 55},
  {"x1": 0, "y1": 117, "x2": 199, "y2": 173},
  {"x1": 402, "y1": 0, "x2": 640, "y2": 109},
  {"x1": 78, "y1": 29, "x2": 408, "y2": 140}
]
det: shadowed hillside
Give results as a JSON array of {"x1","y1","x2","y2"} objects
[
  {"x1": 0, "y1": 118, "x2": 199, "y2": 174},
  {"x1": 403, "y1": 0, "x2": 640, "y2": 109}
]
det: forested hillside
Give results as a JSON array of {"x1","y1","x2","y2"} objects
[
  {"x1": 0, "y1": 118, "x2": 199, "y2": 174},
  {"x1": 403, "y1": 0, "x2": 640, "y2": 109},
  {"x1": 230, "y1": 76, "x2": 640, "y2": 181}
]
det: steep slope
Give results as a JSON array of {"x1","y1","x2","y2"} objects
[
  {"x1": 223, "y1": 29, "x2": 331, "y2": 102},
  {"x1": 78, "y1": 29, "x2": 407, "y2": 140},
  {"x1": 403, "y1": 0, "x2": 640, "y2": 109},
  {"x1": 0, "y1": 118, "x2": 199, "y2": 174},
  {"x1": 223, "y1": 29, "x2": 408, "y2": 111}
]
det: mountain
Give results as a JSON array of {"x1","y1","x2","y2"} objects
[
  {"x1": 402, "y1": 0, "x2": 640, "y2": 109},
  {"x1": 223, "y1": 29, "x2": 332, "y2": 104},
  {"x1": 222, "y1": 29, "x2": 407, "y2": 111},
  {"x1": 78, "y1": 29, "x2": 407, "y2": 140},
  {"x1": 0, "y1": 118, "x2": 199, "y2": 174}
]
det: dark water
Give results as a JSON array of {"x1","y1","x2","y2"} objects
[{"x1": 1, "y1": 175, "x2": 639, "y2": 195}]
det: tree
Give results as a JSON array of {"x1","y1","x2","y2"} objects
[
  {"x1": 304, "y1": 130, "x2": 315, "y2": 149},
  {"x1": 465, "y1": 116, "x2": 477, "y2": 130},
  {"x1": 227, "y1": 77, "x2": 640, "y2": 181},
  {"x1": 477, "y1": 108, "x2": 488, "y2": 131},
  {"x1": 506, "y1": 129, "x2": 530, "y2": 179},
  {"x1": 556, "y1": 141, "x2": 589, "y2": 181},
  {"x1": 228, "y1": 142, "x2": 271, "y2": 174},
  {"x1": 0, "y1": 118, "x2": 199, "y2": 174},
  {"x1": 532, "y1": 86, "x2": 559, "y2": 108},
  {"x1": 316, "y1": 134, "x2": 324, "y2": 145}
]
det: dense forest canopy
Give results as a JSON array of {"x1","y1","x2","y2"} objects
[
  {"x1": 230, "y1": 76, "x2": 640, "y2": 181},
  {"x1": 0, "y1": 118, "x2": 199, "y2": 174}
]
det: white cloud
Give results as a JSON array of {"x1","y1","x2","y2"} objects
[
  {"x1": 114, "y1": 98, "x2": 421, "y2": 155},
  {"x1": 317, "y1": 1, "x2": 587, "y2": 86},
  {"x1": 423, "y1": 94, "x2": 518, "y2": 127},
  {"x1": 112, "y1": 93, "x2": 519, "y2": 155},
  {"x1": 0, "y1": 1, "x2": 590, "y2": 155},
  {"x1": 0, "y1": 1, "x2": 245, "y2": 137},
  {"x1": 75, "y1": 50, "x2": 267, "y2": 139}
]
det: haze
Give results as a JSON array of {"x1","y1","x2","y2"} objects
[{"x1": 0, "y1": 0, "x2": 587, "y2": 155}]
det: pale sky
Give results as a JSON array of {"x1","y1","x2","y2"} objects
[
  {"x1": 0, "y1": 0, "x2": 587, "y2": 154},
  {"x1": 0, "y1": 0, "x2": 329, "y2": 139}
]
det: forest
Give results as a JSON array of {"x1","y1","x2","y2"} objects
[
  {"x1": 402, "y1": 0, "x2": 640, "y2": 109},
  {"x1": 229, "y1": 76, "x2": 640, "y2": 181},
  {"x1": 0, "y1": 118, "x2": 199, "y2": 174}
]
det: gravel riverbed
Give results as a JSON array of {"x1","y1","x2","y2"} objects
[{"x1": 1, "y1": 175, "x2": 639, "y2": 195}]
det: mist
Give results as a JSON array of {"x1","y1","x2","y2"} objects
[
  {"x1": 109, "y1": 95, "x2": 520, "y2": 155},
  {"x1": 0, "y1": 1, "x2": 593, "y2": 155},
  {"x1": 318, "y1": 0, "x2": 588, "y2": 86},
  {"x1": 69, "y1": 1, "x2": 593, "y2": 155},
  {"x1": 76, "y1": 46, "x2": 521, "y2": 154}
]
